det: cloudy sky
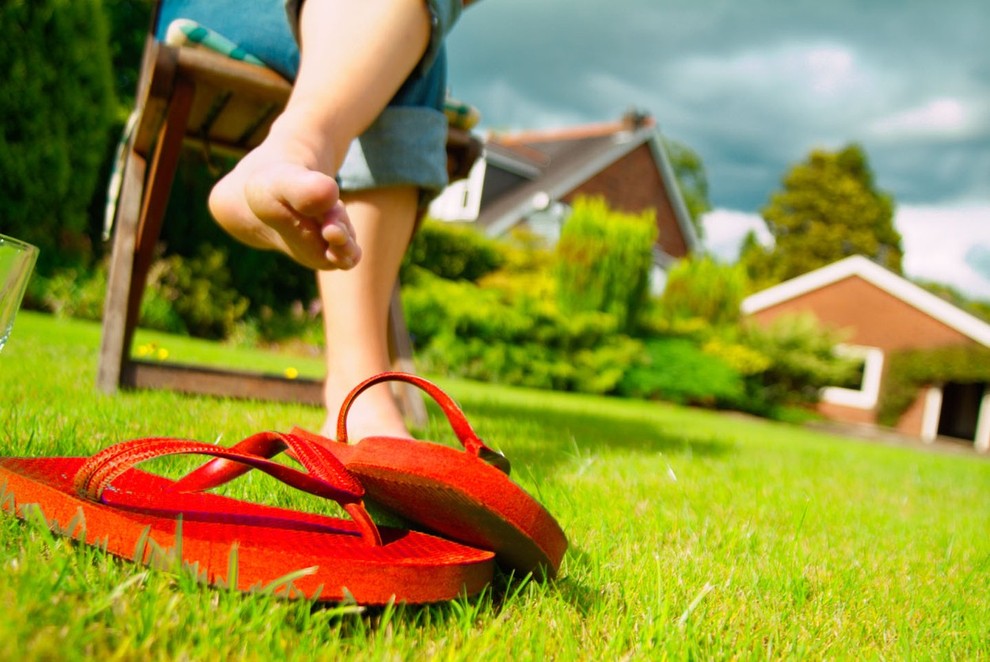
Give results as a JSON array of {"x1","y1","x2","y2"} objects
[{"x1": 445, "y1": 0, "x2": 990, "y2": 299}]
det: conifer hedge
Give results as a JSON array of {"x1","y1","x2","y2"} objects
[{"x1": 0, "y1": 0, "x2": 115, "y2": 272}]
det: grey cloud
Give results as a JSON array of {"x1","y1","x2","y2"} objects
[{"x1": 449, "y1": 0, "x2": 990, "y2": 211}]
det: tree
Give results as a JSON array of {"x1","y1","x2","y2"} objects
[
  {"x1": 0, "y1": 0, "x2": 115, "y2": 272},
  {"x1": 664, "y1": 138, "x2": 710, "y2": 241},
  {"x1": 742, "y1": 144, "x2": 902, "y2": 287}
]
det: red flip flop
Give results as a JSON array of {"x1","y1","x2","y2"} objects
[
  {"x1": 181, "y1": 373, "x2": 568, "y2": 579},
  {"x1": 0, "y1": 432, "x2": 494, "y2": 604}
]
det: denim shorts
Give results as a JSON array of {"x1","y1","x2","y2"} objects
[{"x1": 156, "y1": 0, "x2": 461, "y2": 198}]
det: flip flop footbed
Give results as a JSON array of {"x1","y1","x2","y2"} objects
[
  {"x1": 325, "y1": 436, "x2": 568, "y2": 579},
  {"x1": 0, "y1": 457, "x2": 494, "y2": 604}
]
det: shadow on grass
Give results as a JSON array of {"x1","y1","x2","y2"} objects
[
  {"x1": 450, "y1": 397, "x2": 734, "y2": 476},
  {"x1": 307, "y1": 563, "x2": 599, "y2": 632}
]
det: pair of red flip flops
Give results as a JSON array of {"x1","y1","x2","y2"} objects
[{"x1": 0, "y1": 373, "x2": 567, "y2": 604}]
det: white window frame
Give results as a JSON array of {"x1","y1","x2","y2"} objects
[{"x1": 821, "y1": 344, "x2": 885, "y2": 410}]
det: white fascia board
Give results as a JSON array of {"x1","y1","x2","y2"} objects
[{"x1": 647, "y1": 131, "x2": 701, "y2": 253}]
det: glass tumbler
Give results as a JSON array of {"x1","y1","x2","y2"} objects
[{"x1": 0, "y1": 234, "x2": 39, "y2": 352}]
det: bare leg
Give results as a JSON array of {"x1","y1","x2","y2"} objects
[
  {"x1": 319, "y1": 187, "x2": 418, "y2": 440},
  {"x1": 208, "y1": 0, "x2": 431, "y2": 271}
]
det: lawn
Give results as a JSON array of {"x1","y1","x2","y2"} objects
[{"x1": 2, "y1": 311, "x2": 988, "y2": 659}]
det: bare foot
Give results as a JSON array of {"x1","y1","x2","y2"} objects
[
  {"x1": 209, "y1": 138, "x2": 362, "y2": 271},
  {"x1": 322, "y1": 381, "x2": 413, "y2": 442}
]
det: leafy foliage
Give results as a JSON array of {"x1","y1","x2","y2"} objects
[
  {"x1": 878, "y1": 345, "x2": 990, "y2": 426},
  {"x1": 740, "y1": 314, "x2": 861, "y2": 412},
  {"x1": 555, "y1": 196, "x2": 657, "y2": 333},
  {"x1": 403, "y1": 267, "x2": 639, "y2": 395},
  {"x1": 402, "y1": 219, "x2": 505, "y2": 282},
  {"x1": 0, "y1": 0, "x2": 115, "y2": 272},
  {"x1": 102, "y1": 0, "x2": 154, "y2": 111},
  {"x1": 742, "y1": 144, "x2": 902, "y2": 288},
  {"x1": 150, "y1": 246, "x2": 250, "y2": 340},
  {"x1": 664, "y1": 137, "x2": 711, "y2": 240},
  {"x1": 660, "y1": 255, "x2": 749, "y2": 327},
  {"x1": 616, "y1": 337, "x2": 745, "y2": 406}
]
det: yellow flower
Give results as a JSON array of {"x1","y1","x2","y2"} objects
[
  {"x1": 156, "y1": 348, "x2": 169, "y2": 361},
  {"x1": 284, "y1": 367, "x2": 299, "y2": 380}
]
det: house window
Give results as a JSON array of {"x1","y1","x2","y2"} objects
[
  {"x1": 427, "y1": 159, "x2": 486, "y2": 222},
  {"x1": 821, "y1": 344, "x2": 885, "y2": 410}
]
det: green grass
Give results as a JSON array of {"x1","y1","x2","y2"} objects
[{"x1": 2, "y1": 311, "x2": 989, "y2": 659}]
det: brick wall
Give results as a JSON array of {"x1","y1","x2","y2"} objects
[{"x1": 749, "y1": 275, "x2": 977, "y2": 430}]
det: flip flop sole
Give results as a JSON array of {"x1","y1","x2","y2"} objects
[
  {"x1": 0, "y1": 457, "x2": 494, "y2": 604},
  {"x1": 326, "y1": 437, "x2": 568, "y2": 579}
]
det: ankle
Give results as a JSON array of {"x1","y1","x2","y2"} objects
[{"x1": 324, "y1": 380, "x2": 411, "y2": 441}]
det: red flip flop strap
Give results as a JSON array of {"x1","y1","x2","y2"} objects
[
  {"x1": 171, "y1": 431, "x2": 364, "y2": 496},
  {"x1": 336, "y1": 372, "x2": 488, "y2": 455},
  {"x1": 72, "y1": 435, "x2": 383, "y2": 545},
  {"x1": 74, "y1": 436, "x2": 363, "y2": 504}
]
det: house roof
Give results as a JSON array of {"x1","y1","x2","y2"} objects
[
  {"x1": 476, "y1": 115, "x2": 700, "y2": 253},
  {"x1": 742, "y1": 255, "x2": 990, "y2": 348}
]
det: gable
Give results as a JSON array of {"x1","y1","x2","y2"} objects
[
  {"x1": 560, "y1": 142, "x2": 690, "y2": 259},
  {"x1": 743, "y1": 255, "x2": 990, "y2": 350},
  {"x1": 747, "y1": 274, "x2": 978, "y2": 352}
]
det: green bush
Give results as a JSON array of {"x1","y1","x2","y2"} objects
[
  {"x1": 402, "y1": 219, "x2": 505, "y2": 282},
  {"x1": 150, "y1": 246, "x2": 249, "y2": 339},
  {"x1": 555, "y1": 196, "x2": 658, "y2": 332},
  {"x1": 740, "y1": 314, "x2": 860, "y2": 411},
  {"x1": 660, "y1": 255, "x2": 749, "y2": 327},
  {"x1": 1, "y1": 0, "x2": 115, "y2": 273},
  {"x1": 35, "y1": 268, "x2": 109, "y2": 321},
  {"x1": 617, "y1": 337, "x2": 745, "y2": 406},
  {"x1": 402, "y1": 268, "x2": 640, "y2": 395}
]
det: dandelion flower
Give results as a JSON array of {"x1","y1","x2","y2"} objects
[{"x1": 284, "y1": 367, "x2": 299, "y2": 380}]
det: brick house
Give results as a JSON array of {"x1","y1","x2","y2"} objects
[
  {"x1": 742, "y1": 255, "x2": 990, "y2": 451},
  {"x1": 428, "y1": 112, "x2": 700, "y2": 283}
]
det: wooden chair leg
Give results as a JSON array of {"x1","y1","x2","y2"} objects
[
  {"x1": 97, "y1": 148, "x2": 148, "y2": 393},
  {"x1": 97, "y1": 77, "x2": 195, "y2": 393}
]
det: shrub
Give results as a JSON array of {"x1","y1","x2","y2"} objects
[
  {"x1": 740, "y1": 314, "x2": 860, "y2": 410},
  {"x1": 616, "y1": 337, "x2": 745, "y2": 406},
  {"x1": 0, "y1": 0, "x2": 115, "y2": 273},
  {"x1": 402, "y1": 267, "x2": 640, "y2": 395},
  {"x1": 555, "y1": 196, "x2": 658, "y2": 333},
  {"x1": 660, "y1": 255, "x2": 749, "y2": 327},
  {"x1": 36, "y1": 267, "x2": 109, "y2": 321},
  {"x1": 402, "y1": 219, "x2": 505, "y2": 282},
  {"x1": 150, "y1": 246, "x2": 249, "y2": 339}
]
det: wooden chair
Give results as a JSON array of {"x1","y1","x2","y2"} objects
[{"x1": 97, "y1": 8, "x2": 481, "y2": 426}]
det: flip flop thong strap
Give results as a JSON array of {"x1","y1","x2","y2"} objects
[
  {"x1": 73, "y1": 433, "x2": 381, "y2": 545},
  {"x1": 337, "y1": 372, "x2": 488, "y2": 454},
  {"x1": 171, "y1": 431, "x2": 363, "y2": 495}
]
